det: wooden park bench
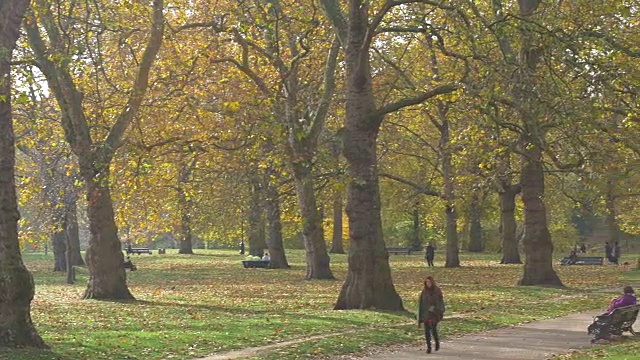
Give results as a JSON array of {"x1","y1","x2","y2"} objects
[
  {"x1": 126, "y1": 247, "x2": 152, "y2": 255},
  {"x1": 559, "y1": 256, "x2": 603, "y2": 266},
  {"x1": 242, "y1": 260, "x2": 270, "y2": 268},
  {"x1": 588, "y1": 304, "x2": 639, "y2": 341},
  {"x1": 386, "y1": 247, "x2": 413, "y2": 255}
]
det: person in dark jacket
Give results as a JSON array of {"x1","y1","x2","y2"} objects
[
  {"x1": 425, "y1": 243, "x2": 435, "y2": 267},
  {"x1": 605, "y1": 242, "x2": 613, "y2": 263},
  {"x1": 418, "y1": 276, "x2": 445, "y2": 353},
  {"x1": 612, "y1": 242, "x2": 621, "y2": 265}
]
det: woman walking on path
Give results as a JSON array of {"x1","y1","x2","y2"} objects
[{"x1": 418, "y1": 276, "x2": 445, "y2": 353}]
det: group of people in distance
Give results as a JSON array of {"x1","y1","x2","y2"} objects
[
  {"x1": 238, "y1": 241, "x2": 271, "y2": 261},
  {"x1": 567, "y1": 241, "x2": 624, "y2": 266}
]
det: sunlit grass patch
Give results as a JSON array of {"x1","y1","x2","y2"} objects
[{"x1": 0, "y1": 249, "x2": 634, "y2": 360}]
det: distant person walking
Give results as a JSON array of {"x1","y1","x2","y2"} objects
[
  {"x1": 612, "y1": 242, "x2": 621, "y2": 265},
  {"x1": 605, "y1": 242, "x2": 613, "y2": 263},
  {"x1": 579, "y1": 243, "x2": 587, "y2": 254},
  {"x1": 425, "y1": 243, "x2": 435, "y2": 267},
  {"x1": 418, "y1": 276, "x2": 445, "y2": 354}
]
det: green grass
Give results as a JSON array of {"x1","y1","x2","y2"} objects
[
  {"x1": 555, "y1": 338, "x2": 640, "y2": 360},
  {"x1": 547, "y1": 267, "x2": 640, "y2": 360},
  {"x1": 0, "y1": 250, "x2": 636, "y2": 360}
]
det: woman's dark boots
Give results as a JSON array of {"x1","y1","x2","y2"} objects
[
  {"x1": 425, "y1": 326, "x2": 432, "y2": 353},
  {"x1": 425, "y1": 324, "x2": 440, "y2": 353}
]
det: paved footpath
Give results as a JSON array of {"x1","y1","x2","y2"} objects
[
  {"x1": 359, "y1": 311, "x2": 600, "y2": 360},
  {"x1": 196, "y1": 311, "x2": 603, "y2": 360}
]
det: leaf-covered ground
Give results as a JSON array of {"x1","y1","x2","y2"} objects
[{"x1": 0, "y1": 250, "x2": 635, "y2": 360}]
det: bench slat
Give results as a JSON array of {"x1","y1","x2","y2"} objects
[
  {"x1": 386, "y1": 247, "x2": 413, "y2": 255},
  {"x1": 588, "y1": 304, "x2": 639, "y2": 340}
]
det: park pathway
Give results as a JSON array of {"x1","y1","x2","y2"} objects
[
  {"x1": 193, "y1": 311, "x2": 601, "y2": 360},
  {"x1": 194, "y1": 284, "x2": 639, "y2": 360},
  {"x1": 355, "y1": 311, "x2": 599, "y2": 359}
]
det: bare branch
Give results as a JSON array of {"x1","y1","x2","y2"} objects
[
  {"x1": 102, "y1": 0, "x2": 165, "y2": 160},
  {"x1": 319, "y1": 0, "x2": 348, "y2": 47},
  {"x1": 308, "y1": 37, "x2": 341, "y2": 144},
  {"x1": 377, "y1": 83, "x2": 461, "y2": 116},
  {"x1": 379, "y1": 172, "x2": 441, "y2": 198}
]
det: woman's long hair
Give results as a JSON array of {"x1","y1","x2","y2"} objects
[{"x1": 423, "y1": 276, "x2": 442, "y2": 295}]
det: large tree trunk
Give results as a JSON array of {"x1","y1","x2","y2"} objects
[
  {"x1": 178, "y1": 215, "x2": 193, "y2": 255},
  {"x1": 52, "y1": 230, "x2": 67, "y2": 272},
  {"x1": 0, "y1": 1, "x2": 47, "y2": 346},
  {"x1": 336, "y1": 124, "x2": 403, "y2": 310},
  {"x1": 177, "y1": 189, "x2": 194, "y2": 254},
  {"x1": 444, "y1": 204, "x2": 459, "y2": 267},
  {"x1": 500, "y1": 185, "x2": 522, "y2": 264},
  {"x1": 605, "y1": 177, "x2": 621, "y2": 244},
  {"x1": 467, "y1": 192, "x2": 483, "y2": 253},
  {"x1": 248, "y1": 178, "x2": 266, "y2": 257},
  {"x1": 265, "y1": 182, "x2": 289, "y2": 269},
  {"x1": 65, "y1": 201, "x2": 84, "y2": 266},
  {"x1": 515, "y1": 0, "x2": 562, "y2": 287},
  {"x1": 292, "y1": 162, "x2": 334, "y2": 279},
  {"x1": 442, "y1": 125, "x2": 459, "y2": 268},
  {"x1": 52, "y1": 200, "x2": 83, "y2": 271},
  {"x1": 177, "y1": 158, "x2": 196, "y2": 254},
  {"x1": 409, "y1": 205, "x2": 422, "y2": 251},
  {"x1": 82, "y1": 168, "x2": 134, "y2": 300},
  {"x1": 333, "y1": 2, "x2": 403, "y2": 311},
  {"x1": 25, "y1": 0, "x2": 163, "y2": 301},
  {"x1": 330, "y1": 188, "x2": 345, "y2": 254},
  {"x1": 518, "y1": 144, "x2": 563, "y2": 286}
]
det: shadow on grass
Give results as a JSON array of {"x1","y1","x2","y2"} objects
[
  {"x1": 130, "y1": 299, "x2": 411, "y2": 330},
  {"x1": 0, "y1": 348, "x2": 64, "y2": 360}
]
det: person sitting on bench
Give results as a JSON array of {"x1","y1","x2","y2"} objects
[
  {"x1": 123, "y1": 256, "x2": 137, "y2": 271},
  {"x1": 607, "y1": 286, "x2": 636, "y2": 313},
  {"x1": 568, "y1": 249, "x2": 578, "y2": 265},
  {"x1": 262, "y1": 252, "x2": 270, "y2": 261}
]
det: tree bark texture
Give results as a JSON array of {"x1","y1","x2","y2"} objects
[
  {"x1": 322, "y1": 0, "x2": 458, "y2": 309},
  {"x1": 65, "y1": 201, "x2": 84, "y2": 266},
  {"x1": 177, "y1": 186, "x2": 194, "y2": 255},
  {"x1": 0, "y1": 0, "x2": 47, "y2": 347},
  {"x1": 177, "y1": 158, "x2": 196, "y2": 254},
  {"x1": 334, "y1": 2, "x2": 403, "y2": 310},
  {"x1": 500, "y1": 185, "x2": 522, "y2": 264},
  {"x1": 467, "y1": 192, "x2": 484, "y2": 252},
  {"x1": 443, "y1": 150, "x2": 459, "y2": 267},
  {"x1": 514, "y1": 0, "x2": 563, "y2": 286},
  {"x1": 409, "y1": 206, "x2": 422, "y2": 251},
  {"x1": 25, "y1": 0, "x2": 164, "y2": 300},
  {"x1": 330, "y1": 188, "x2": 345, "y2": 254},
  {"x1": 82, "y1": 169, "x2": 133, "y2": 299},
  {"x1": 52, "y1": 230, "x2": 67, "y2": 272},
  {"x1": 428, "y1": 33, "x2": 459, "y2": 267},
  {"x1": 264, "y1": 181, "x2": 289, "y2": 269},
  {"x1": 605, "y1": 178, "x2": 621, "y2": 244},
  {"x1": 518, "y1": 144, "x2": 563, "y2": 286},
  {"x1": 282, "y1": 39, "x2": 339, "y2": 278},
  {"x1": 291, "y1": 161, "x2": 334, "y2": 279},
  {"x1": 248, "y1": 178, "x2": 266, "y2": 257}
]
